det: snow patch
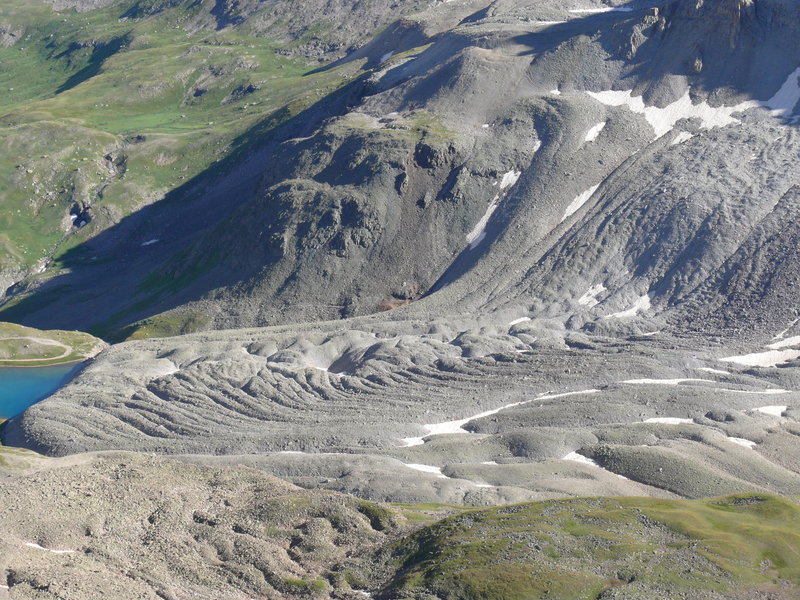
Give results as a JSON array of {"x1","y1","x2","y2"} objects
[
  {"x1": 538, "y1": 389, "x2": 601, "y2": 401},
  {"x1": 508, "y1": 317, "x2": 531, "y2": 326},
  {"x1": 404, "y1": 463, "x2": 447, "y2": 478},
  {"x1": 607, "y1": 294, "x2": 651, "y2": 318},
  {"x1": 465, "y1": 170, "x2": 522, "y2": 249},
  {"x1": 588, "y1": 68, "x2": 800, "y2": 142},
  {"x1": 773, "y1": 318, "x2": 800, "y2": 340},
  {"x1": 763, "y1": 66, "x2": 800, "y2": 118},
  {"x1": 569, "y1": 7, "x2": 632, "y2": 13},
  {"x1": 562, "y1": 184, "x2": 600, "y2": 222},
  {"x1": 720, "y1": 349, "x2": 800, "y2": 367},
  {"x1": 670, "y1": 131, "x2": 694, "y2": 146},
  {"x1": 550, "y1": 88, "x2": 562, "y2": 95},
  {"x1": 465, "y1": 196, "x2": 500, "y2": 250},
  {"x1": 401, "y1": 389, "x2": 600, "y2": 446},
  {"x1": 25, "y1": 543, "x2": 76, "y2": 554},
  {"x1": 499, "y1": 170, "x2": 521, "y2": 190},
  {"x1": 624, "y1": 378, "x2": 712, "y2": 386},
  {"x1": 563, "y1": 451, "x2": 600, "y2": 466},
  {"x1": 563, "y1": 451, "x2": 629, "y2": 479},
  {"x1": 587, "y1": 88, "x2": 755, "y2": 138},
  {"x1": 753, "y1": 405, "x2": 787, "y2": 417},
  {"x1": 766, "y1": 336, "x2": 800, "y2": 350},
  {"x1": 584, "y1": 121, "x2": 606, "y2": 142},
  {"x1": 380, "y1": 51, "x2": 394, "y2": 63},
  {"x1": 727, "y1": 437, "x2": 757, "y2": 449},
  {"x1": 578, "y1": 284, "x2": 606, "y2": 307},
  {"x1": 698, "y1": 367, "x2": 730, "y2": 375},
  {"x1": 141, "y1": 239, "x2": 159, "y2": 247},
  {"x1": 728, "y1": 389, "x2": 790, "y2": 395}
]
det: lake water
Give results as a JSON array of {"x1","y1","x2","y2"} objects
[{"x1": 0, "y1": 364, "x2": 82, "y2": 419}]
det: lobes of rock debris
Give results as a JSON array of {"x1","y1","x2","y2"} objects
[{"x1": 3, "y1": 0, "x2": 800, "y2": 505}]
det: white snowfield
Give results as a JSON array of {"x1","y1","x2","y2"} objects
[
  {"x1": 587, "y1": 67, "x2": 800, "y2": 140},
  {"x1": 588, "y1": 89, "x2": 751, "y2": 138},
  {"x1": 720, "y1": 349, "x2": 800, "y2": 367},
  {"x1": 584, "y1": 121, "x2": 606, "y2": 142},
  {"x1": 719, "y1": 324, "x2": 800, "y2": 367},
  {"x1": 727, "y1": 437, "x2": 757, "y2": 449},
  {"x1": 697, "y1": 367, "x2": 730, "y2": 375},
  {"x1": 508, "y1": 316, "x2": 531, "y2": 326},
  {"x1": 563, "y1": 451, "x2": 629, "y2": 479},
  {"x1": 465, "y1": 195, "x2": 500, "y2": 249},
  {"x1": 774, "y1": 318, "x2": 800, "y2": 340},
  {"x1": 402, "y1": 463, "x2": 496, "y2": 489},
  {"x1": 499, "y1": 169, "x2": 522, "y2": 190},
  {"x1": 624, "y1": 378, "x2": 713, "y2": 386},
  {"x1": 729, "y1": 389, "x2": 791, "y2": 395},
  {"x1": 766, "y1": 336, "x2": 800, "y2": 350},
  {"x1": 401, "y1": 389, "x2": 600, "y2": 447},
  {"x1": 670, "y1": 131, "x2": 694, "y2": 146},
  {"x1": 607, "y1": 293, "x2": 651, "y2": 319},
  {"x1": 466, "y1": 170, "x2": 522, "y2": 249},
  {"x1": 404, "y1": 463, "x2": 447, "y2": 478},
  {"x1": 578, "y1": 284, "x2": 606, "y2": 307},
  {"x1": 562, "y1": 184, "x2": 600, "y2": 222},
  {"x1": 753, "y1": 406, "x2": 787, "y2": 417},
  {"x1": 568, "y1": 7, "x2": 632, "y2": 13},
  {"x1": 25, "y1": 542, "x2": 76, "y2": 554}
]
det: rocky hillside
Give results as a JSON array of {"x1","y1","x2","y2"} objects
[
  {"x1": 0, "y1": 450, "x2": 402, "y2": 599},
  {"x1": 1, "y1": 0, "x2": 798, "y2": 344},
  {"x1": 2, "y1": 1, "x2": 800, "y2": 597},
  {"x1": 0, "y1": 449, "x2": 798, "y2": 600},
  {"x1": 4, "y1": 0, "x2": 800, "y2": 503},
  {"x1": 0, "y1": 0, "x2": 429, "y2": 313}
]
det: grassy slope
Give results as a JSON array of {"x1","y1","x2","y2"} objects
[
  {"x1": 0, "y1": 320, "x2": 103, "y2": 366},
  {"x1": 0, "y1": 0, "x2": 351, "y2": 276},
  {"x1": 371, "y1": 493, "x2": 800, "y2": 600}
]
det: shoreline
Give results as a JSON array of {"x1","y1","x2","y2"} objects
[{"x1": 0, "y1": 358, "x2": 87, "y2": 370}]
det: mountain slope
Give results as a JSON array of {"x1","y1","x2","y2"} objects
[
  {"x1": 3, "y1": 0, "x2": 800, "y2": 513},
  {"x1": 4, "y1": 0, "x2": 798, "y2": 342},
  {"x1": 0, "y1": 0, "x2": 431, "y2": 320}
]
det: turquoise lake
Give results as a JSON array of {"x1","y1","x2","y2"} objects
[{"x1": 0, "y1": 364, "x2": 82, "y2": 419}]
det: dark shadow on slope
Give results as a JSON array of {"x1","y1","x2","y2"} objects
[
  {"x1": 54, "y1": 34, "x2": 131, "y2": 95},
  {"x1": 0, "y1": 72, "x2": 374, "y2": 338},
  {"x1": 307, "y1": 19, "x2": 432, "y2": 75},
  {"x1": 511, "y1": 0, "x2": 800, "y2": 108},
  {"x1": 119, "y1": 0, "x2": 185, "y2": 21}
]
